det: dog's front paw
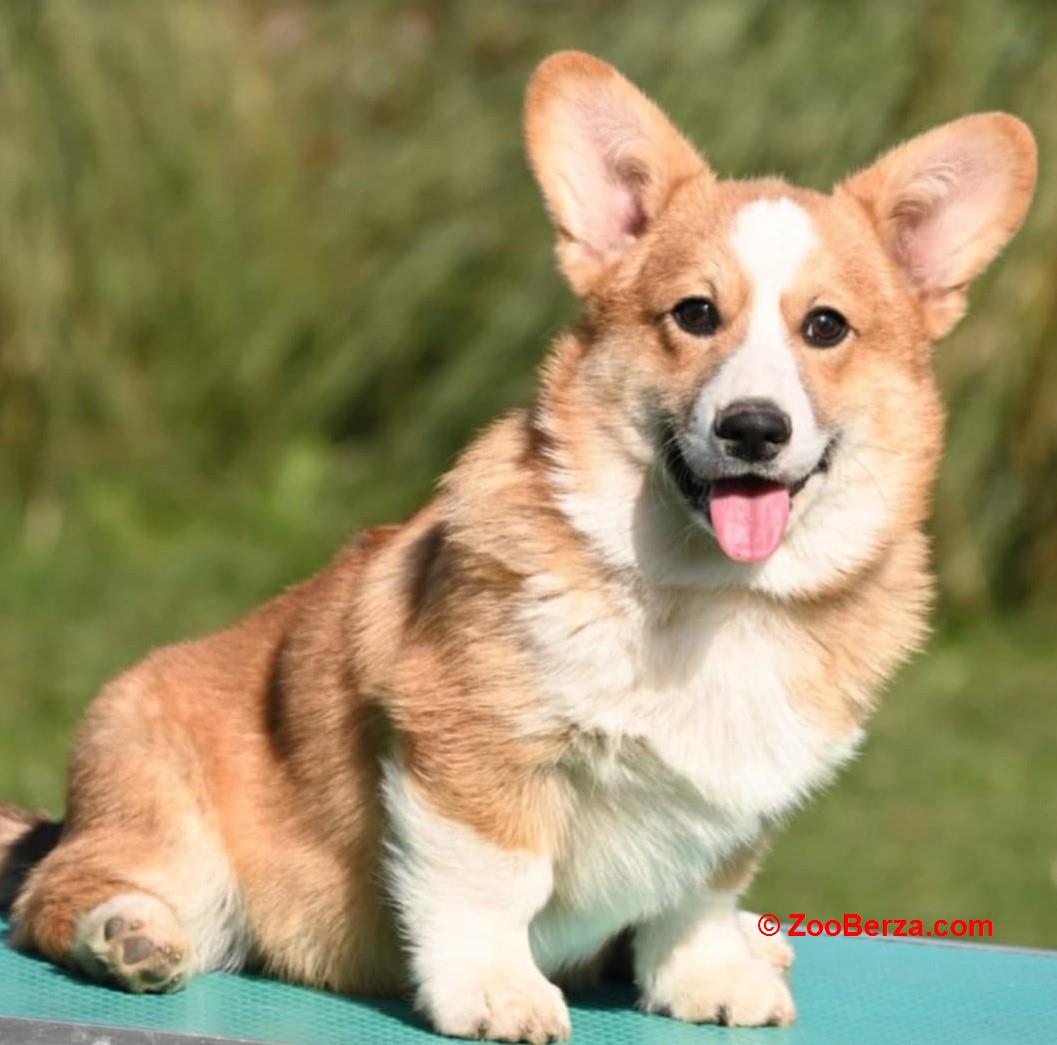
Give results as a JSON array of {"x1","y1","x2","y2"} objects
[
  {"x1": 642, "y1": 955, "x2": 795, "y2": 1028},
  {"x1": 419, "y1": 965, "x2": 571, "y2": 1044}
]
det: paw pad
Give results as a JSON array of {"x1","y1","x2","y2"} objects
[{"x1": 74, "y1": 894, "x2": 192, "y2": 994}]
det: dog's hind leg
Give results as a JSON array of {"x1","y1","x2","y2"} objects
[
  {"x1": 16, "y1": 858, "x2": 196, "y2": 993},
  {"x1": 11, "y1": 823, "x2": 243, "y2": 994},
  {"x1": 8, "y1": 675, "x2": 248, "y2": 993}
]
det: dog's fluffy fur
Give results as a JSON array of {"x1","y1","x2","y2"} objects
[{"x1": 0, "y1": 53, "x2": 1036, "y2": 1039}]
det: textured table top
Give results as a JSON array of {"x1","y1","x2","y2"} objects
[{"x1": 1, "y1": 918, "x2": 1055, "y2": 1044}]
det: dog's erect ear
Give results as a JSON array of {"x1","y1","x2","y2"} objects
[
  {"x1": 841, "y1": 113, "x2": 1037, "y2": 339},
  {"x1": 525, "y1": 52, "x2": 708, "y2": 295}
]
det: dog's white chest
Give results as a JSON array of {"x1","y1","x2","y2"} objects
[
  {"x1": 522, "y1": 579, "x2": 861, "y2": 970},
  {"x1": 531, "y1": 738, "x2": 758, "y2": 972},
  {"x1": 523, "y1": 579, "x2": 859, "y2": 813}
]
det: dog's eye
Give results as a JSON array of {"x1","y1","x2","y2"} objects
[
  {"x1": 802, "y1": 307, "x2": 849, "y2": 348},
  {"x1": 671, "y1": 297, "x2": 720, "y2": 337}
]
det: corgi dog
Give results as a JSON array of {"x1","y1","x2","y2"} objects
[{"x1": 0, "y1": 52, "x2": 1036, "y2": 1041}]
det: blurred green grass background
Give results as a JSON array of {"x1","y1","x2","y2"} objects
[{"x1": 1, "y1": 0, "x2": 1055, "y2": 946}]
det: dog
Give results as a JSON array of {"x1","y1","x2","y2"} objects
[{"x1": 0, "y1": 51, "x2": 1036, "y2": 1041}]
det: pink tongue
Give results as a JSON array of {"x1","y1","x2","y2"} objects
[{"x1": 709, "y1": 480, "x2": 791, "y2": 563}]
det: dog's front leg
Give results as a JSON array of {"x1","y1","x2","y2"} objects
[
  {"x1": 383, "y1": 765, "x2": 570, "y2": 1044},
  {"x1": 634, "y1": 885, "x2": 795, "y2": 1027}
]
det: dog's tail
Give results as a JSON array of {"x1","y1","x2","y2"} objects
[{"x1": 0, "y1": 803, "x2": 62, "y2": 911}]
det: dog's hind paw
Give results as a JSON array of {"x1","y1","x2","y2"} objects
[{"x1": 73, "y1": 892, "x2": 192, "y2": 993}]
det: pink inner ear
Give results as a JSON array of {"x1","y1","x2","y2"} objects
[
  {"x1": 892, "y1": 146, "x2": 1012, "y2": 292},
  {"x1": 552, "y1": 95, "x2": 649, "y2": 261}
]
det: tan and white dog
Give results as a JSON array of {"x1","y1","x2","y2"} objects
[{"x1": 0, "y1": 52, "x2": 1036, "y2": 1041}]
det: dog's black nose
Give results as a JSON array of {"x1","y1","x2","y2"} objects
[{"x1": 714, "y1": 399, "x2": 792, "y2": 462}]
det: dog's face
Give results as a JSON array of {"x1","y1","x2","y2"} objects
[{"x1": 526, "y1": 53, "x2": 1036, "y2": 597}]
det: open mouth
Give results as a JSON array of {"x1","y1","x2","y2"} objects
[{"x1": 661, "y1": 430, "x2": 835, "y2": 563}]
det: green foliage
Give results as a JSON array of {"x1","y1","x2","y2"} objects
[{"x1": 1, "y1": 1, "x2": 1055, "y2": 946}]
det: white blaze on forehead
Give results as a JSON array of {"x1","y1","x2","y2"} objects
[
  {"x1": 690, "y1": 197, "x2": 827, "y2": 476},
  {"x1": 730, "y1": 197, "x2": 818, "y2": 298}
]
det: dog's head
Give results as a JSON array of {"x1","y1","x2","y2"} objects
[{"x1": 525, "y1": 52, "x2": 1036, "y2": 597}]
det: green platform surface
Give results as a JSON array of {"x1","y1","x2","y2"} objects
[{"x1": 1, "y1": 918, "x2": 1055, "y2": 1044}]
